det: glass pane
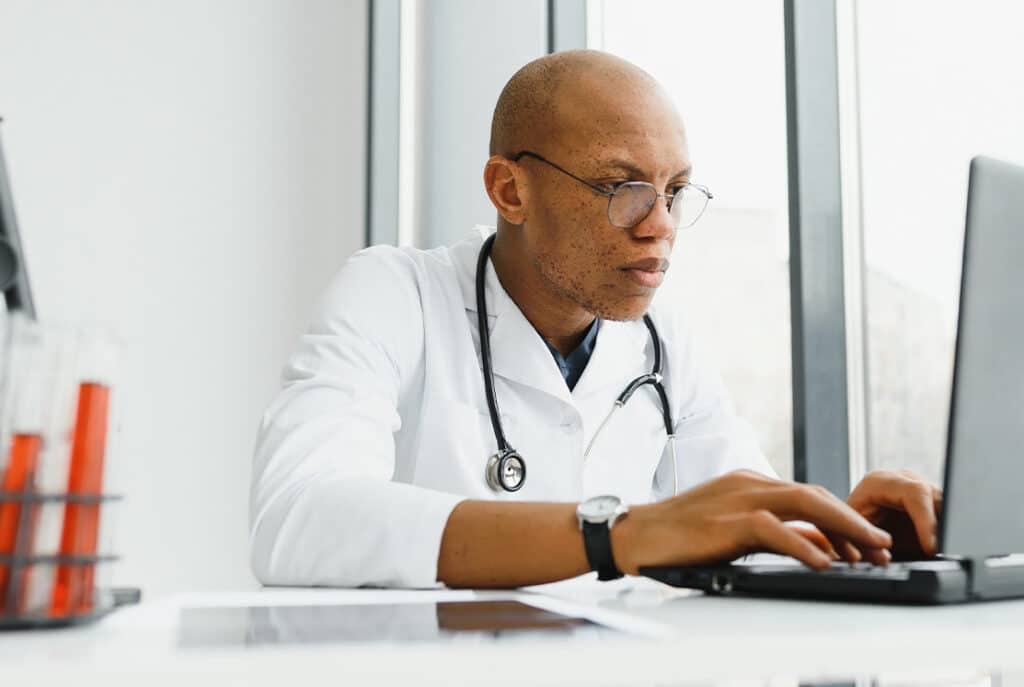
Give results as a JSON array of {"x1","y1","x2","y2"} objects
[
  {"x1": 600, "y1": 0, "x2": 793, "y2": 478},
  {"x1": 856, "y1": 1, "x2": 1024, "y2": 483}
]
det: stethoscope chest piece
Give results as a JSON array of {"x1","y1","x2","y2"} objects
[{"x1": 485, "y1": 449, "x2": 526, "y2": 492}]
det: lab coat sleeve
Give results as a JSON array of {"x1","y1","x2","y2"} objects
[
  {"x1": 657, "y1": 309, "x2": 780, "y2": 493},
  {"x1": 249, "y1": 246, "x2": 464, "y2": 589}
]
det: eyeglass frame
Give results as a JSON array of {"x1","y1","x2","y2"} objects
[{"x1": 509, "y1": 150, "x2": 713, "y2": 229}]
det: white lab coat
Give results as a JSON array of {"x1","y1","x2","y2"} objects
[{"x1": 250, "y1": 227, "x2": 775, "y2": 588}]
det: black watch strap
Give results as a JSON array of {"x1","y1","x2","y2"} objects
[{"x1": 581, "y1": 520, "x2": 624, "y2": 581}]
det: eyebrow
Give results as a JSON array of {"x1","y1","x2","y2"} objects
[{"x1": 598, "y1": 158, "x2": 693, "y2": 180}]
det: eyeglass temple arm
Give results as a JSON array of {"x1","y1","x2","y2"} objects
[
  {"x1": 510, "y1": 150, "x2": 615, "y2": 197},
  {"x1": 513, "y1": 150, "x2": 714, "y2": 202},
  {"x1": 690, "y1": 183, "x2": 713, "y2": 199}
]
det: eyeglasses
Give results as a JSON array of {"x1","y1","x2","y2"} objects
[{"x1": 511, "y1": 150, "x2": 713, "y2": 230}]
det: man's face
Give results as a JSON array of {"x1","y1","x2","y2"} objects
[{"x1": 517, "y1": 79, "x2": 691, "y2": 322}]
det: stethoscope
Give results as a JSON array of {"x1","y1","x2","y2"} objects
[{"x1": 476, "y1": 233, "x2": 679, "y2": 494}]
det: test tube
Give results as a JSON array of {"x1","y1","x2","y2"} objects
[
  {"x1": 20, "y1": 326, "x2": 79, "y2": 615},
  {"x1": 0, "y1": 316, "x2": 49, "y2": 616},
  {"x1": 50, "y1": 329, "x2": 117, "y2": 616},
  {"x1": 0, "y1": 311, "x2": 14, "y2": 491},
  {"x1": 0, "y1": 435, "x2": 41, "y2": 614}
]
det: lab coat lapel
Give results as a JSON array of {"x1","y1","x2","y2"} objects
[
  {"x1": 454, "y1": 228, "x2": 573, "y2": 404},
  {"x1": 486, "y1": 266, "x2": 574, "y2": 404},
  {"x1": 570, "y1": 318, "x2": 648, "y2": 399}
]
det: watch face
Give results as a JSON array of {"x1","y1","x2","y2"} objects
[{"x1": 578, "y1": 495, "x2": 622, "y2": 522}]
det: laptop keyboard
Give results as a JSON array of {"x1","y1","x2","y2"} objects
[
  {"x1": 729, "y1": 554, "x2": 970, "y2": 584},
  {"x1": 747, "y1": 561, "x2": 925, "y2": 581},
  {"x1": 815, "y1": 562, "x2": 912, "y2": 579}
]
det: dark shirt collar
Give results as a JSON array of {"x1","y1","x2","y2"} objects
[{"x1": 541, "y1": 318, "x2": 602, "y2": 391}]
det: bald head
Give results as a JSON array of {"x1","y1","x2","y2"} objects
[
  {"x1": 489, "y1": 50, "x2": 677, "y2": 158},
  {"x1": 482, "y1": 50, "x2": 692, "y2": 328}
]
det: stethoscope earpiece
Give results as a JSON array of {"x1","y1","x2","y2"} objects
[{"x1": 475, "y1": 233, "x2": 675, "y2": 494}]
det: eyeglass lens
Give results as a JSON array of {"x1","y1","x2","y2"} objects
[{"x1": 607, "y1": 184, "x2": 709, "y2": 230}]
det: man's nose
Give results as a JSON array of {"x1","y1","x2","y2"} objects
[{"x1": 631, "y1": 194, "x2": 676, "y2": 240}]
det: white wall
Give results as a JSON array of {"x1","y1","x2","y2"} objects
[{"x1": 0, "y1": 0, "x2": 367, "y2": 596}]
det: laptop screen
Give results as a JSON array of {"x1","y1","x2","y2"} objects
[{"x1": 941, "y1": 156, "x2": 1024, "y2": 557}]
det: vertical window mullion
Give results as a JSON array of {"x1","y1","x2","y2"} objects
[{"x1": 784, "y1": 0, "x2": 851, "y2": 495}]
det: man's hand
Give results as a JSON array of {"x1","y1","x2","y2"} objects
[
  {"x1": 610, "y1": 470, "x2": 893, "y2": 575},
  {"x1": 846, "y1": 469, "x2": 943, "y2": 560}
]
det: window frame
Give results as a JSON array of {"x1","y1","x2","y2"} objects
[{"x1": 365, "y1": 0, "x2": 862, "y2": 495}]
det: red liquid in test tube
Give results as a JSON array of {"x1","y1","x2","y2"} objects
[
  {"x1": 0, "y1": 434, "x2": 42, "y2": 615},
  {"x1": 50, "y1": 382, "x2": 109, "y2": 616}
]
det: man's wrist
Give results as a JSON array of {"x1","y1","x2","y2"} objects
[{"x1": 609, "y1": 503, "x2": 645, "y2": 576}]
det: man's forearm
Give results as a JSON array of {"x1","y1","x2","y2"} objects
[
  {"x1": 435, "y1": 470, "x2": 908, "y2": 589},
  {"x1": 437, "y1": 500, "x2": 592, "y2": 588}
]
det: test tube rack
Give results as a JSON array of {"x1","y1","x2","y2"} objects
[{"x1": 0, "y1": 490, "x2": 123, "y2": 630}]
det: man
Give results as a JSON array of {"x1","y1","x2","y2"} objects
[{"x1": 250, "y1": 50, "x2": 941, "y2": 589}]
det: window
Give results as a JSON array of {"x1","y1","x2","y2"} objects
[
  {"x1": 598, "y1": 0, "x2": 793, "y2": 478},
  {"x1": 854, "y1": 1, "x2": 1024, "y2": 483}
]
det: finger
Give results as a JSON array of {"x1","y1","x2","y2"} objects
[
  {"x1": 759, "y1": 484, "x2": 893, "y2": 550},
  {"x1": 904, "y1": 486, "x2": 940, "y2": 555},
  {"x1": 748, "y1": 510, "x2": 833, "y2": 570},
  {"x1": 797, "y1": 525, "x2": 863, "y2": 563},
  {"x1": 800, "y1": 522, "x2": 863, "y2": 563},
  {"x1": 826, "y1": 535, "x2": 863, "y2": 563},
  {"x1": 789, "y1": 524, "x2": 839, "y2": 559},
  {"x1": 861, "y1": 474, "x2": 940, "y2": 555},
  {"x1": 860, "y1": 546, "x2": 892, "y2": 567}
]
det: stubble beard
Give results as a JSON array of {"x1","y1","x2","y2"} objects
[{"x1": 530, "y1": 253, "x2": 650, "y2": 323}]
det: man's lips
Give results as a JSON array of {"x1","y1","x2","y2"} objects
[
  {"x1": 623, "y1": 257, "x2": 670, "y2": 272},
  {"x1": 621, "y1": 257, "x2": 670, "y2": 288}
]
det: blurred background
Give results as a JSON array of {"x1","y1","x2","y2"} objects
[{"x1": 0, "y1": 0, "x2": 1021, "y2": 597}]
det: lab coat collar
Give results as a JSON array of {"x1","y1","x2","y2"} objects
[
  {"x1": 452, "y1": 227, "x2": 647, "y2": 404},
  {"x1": 570, "y1": 315, "x2": 647, "y2": 399}
]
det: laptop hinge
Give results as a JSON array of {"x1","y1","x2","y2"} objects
[{"x1": 964, "y1": 556, "x2": 993, "y2": 599}]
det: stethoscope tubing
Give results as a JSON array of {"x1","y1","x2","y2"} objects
[
  {"x1": 476, "y1": 233, "x2": 675, "y2": 493},
  {"x1": 475, "y1": 234, "x2": 512, "y2": 454}
]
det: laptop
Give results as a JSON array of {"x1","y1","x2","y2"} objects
[{"x1": 641, "y1": 156, "x2": 1024, "y2": 604}]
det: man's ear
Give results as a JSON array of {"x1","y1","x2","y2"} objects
[{"x1": 483, "y1": 156, "x2": 527, "y2": 225}]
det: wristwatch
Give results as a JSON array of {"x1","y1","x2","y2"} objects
[{"x1": 576, "y1": 495, "x2": 629, "y2": 581}]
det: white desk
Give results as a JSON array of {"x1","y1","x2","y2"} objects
[{"x1": 3, "y1": 577, "x2": 1024, "y2": 686}]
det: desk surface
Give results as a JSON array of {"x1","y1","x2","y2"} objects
[{"x1": 3, "y1": 576, "x2": 1024, "y2": 686}]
